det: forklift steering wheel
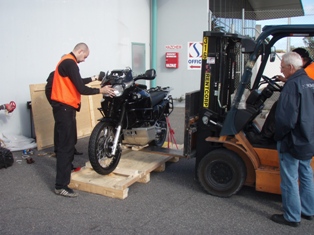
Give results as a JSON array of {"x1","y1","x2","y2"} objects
[{"x1": 261, "y1": 75, "x2": 282, "y2": 92}]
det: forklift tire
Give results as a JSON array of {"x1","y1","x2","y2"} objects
[{"x1": 197, "y1": 148, "x2": 246, "y2": 197}]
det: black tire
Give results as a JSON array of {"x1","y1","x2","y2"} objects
[
  {"x1": 88, "y1": 121, "x2": 121, "y2": 175},
  {"x1": 150, "y1": 116, "x2": 168, "y2": 147},
  {"x1": 197, "y1": 148, "x2": 246, "y2": 197}
]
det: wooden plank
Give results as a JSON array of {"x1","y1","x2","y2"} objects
[
  {"x1": 69, "y1": 150, "x2": 173, "y2": 199},
  {"x1": 140, "y1": 146, "x2": 183, "y2": 158},
  {"x1": 69, "y1": 167, "x2": 129, "y2": 199},
  {"x1": 29, "y1": 81, "x2": 103, "y2": 150}
]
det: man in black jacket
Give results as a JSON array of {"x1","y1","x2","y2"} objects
[
  {"x1": 247, "y1": 48, "x2": 314, "y2": 145},
  {"x1": 45, "y1": 68, "x2": 98, "y2": 156},
  {"x1": 50, "y1": 43, "x2": 115, "y2": 197},
  {"x1": 270, "y1": 52, "x2": 314, "y2": 227}
]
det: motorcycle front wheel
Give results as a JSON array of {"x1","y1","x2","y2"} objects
[
  {"x1": 150, "y1": 116, "x2": 168, "y2": 147},
  {"x1": 88, "y1": 121, "x2": 121, "y2": 175}
]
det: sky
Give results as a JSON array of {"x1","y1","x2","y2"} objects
[{"x1": 256, "y1": 0, "x2": 314, "y2": 51}]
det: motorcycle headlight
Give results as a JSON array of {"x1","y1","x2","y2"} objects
[
  {"x1": 104, "y1": 84, "x2": 124, "y2": 97},
  {"x1": 113, "y1": 85, "x2": 124, "y2": 96}
]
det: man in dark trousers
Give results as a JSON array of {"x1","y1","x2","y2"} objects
[
  {"x1": 45, "y1": 62, "x2": 99, "y2": 157},
  {"x1": 270, "y1": 52, "x2": 314, "y2": 227},
  {"x1": 51, "y1": 43, "x2": 115, "y2": 197}
]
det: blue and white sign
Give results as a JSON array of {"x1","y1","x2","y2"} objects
[{"x1": 187, "y1": 42, "x2": 202, "y2": 70}]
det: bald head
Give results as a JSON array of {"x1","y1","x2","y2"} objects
[
  {"x1": 72, "y1": 42, "x2": 90, "y2": 63},
  {"x1": 73, "y1": 43, "x2": 89, "y2": 52}
]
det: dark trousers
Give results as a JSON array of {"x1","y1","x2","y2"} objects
[{"x1": 52, "y1": 104, "x2": 77, "y2": 189}]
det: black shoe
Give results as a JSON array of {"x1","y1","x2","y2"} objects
[
  {"x1": 54, "y1": 187, "x2": 78, "y2": 198},
  {"x1": 301, "y1": 214, "x2": 313, "y2": 220},
  {"x1": 270, "y1": 214, "x2": 300, "y2": 227},
  {"x1": 74, "y1": 149, "x2": 83, "y2": 155}
]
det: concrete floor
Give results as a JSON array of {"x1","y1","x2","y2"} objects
[{"x1": 1, "y1": 104, "x2": 313, "y2": 234}]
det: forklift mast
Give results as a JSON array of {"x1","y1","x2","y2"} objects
[
  {"x1": 199, "y1": 32, "x2": 249, "y2": 133},
  {"x1": 194, "y1": 32, "x2": 254, "y2": 164}
]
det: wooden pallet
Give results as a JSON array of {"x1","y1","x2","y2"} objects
[{"x1": 69, "y1": 149, "x2": 173, "y2": 199}]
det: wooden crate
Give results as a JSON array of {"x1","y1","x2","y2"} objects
[
  {"x1": 29, "y1": 81, "x2": 103, "y2": 150},
  {"x1": 69, "y1": 150, "x2": 173, "y2": 199}
]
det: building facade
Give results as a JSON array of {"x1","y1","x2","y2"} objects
[{"x1": 0, "y1": 0, "x2": 304, "y2": 138}]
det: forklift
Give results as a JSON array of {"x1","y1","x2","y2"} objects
[{"x1": 183, "y1": 25, "x2": 314, "y2": 197}]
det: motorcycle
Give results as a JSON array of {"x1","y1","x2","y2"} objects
[{"x1": 88, "y1": 67, "x2": 174, "y2": 175}]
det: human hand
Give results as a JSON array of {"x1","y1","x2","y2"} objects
[
  {"x1": 275, "y1": 75, "x2": 287, "y2": 82},
  {"x1": 99, "y1": 85, "x2": 116, "y2": 97},
  {"x1": 91, "y1": 75, "x2": 98, "y2": 81}
]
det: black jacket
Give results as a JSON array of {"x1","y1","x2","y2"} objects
[{"x1": 274, "y1": 69, "x2": 314, "y2": 160}]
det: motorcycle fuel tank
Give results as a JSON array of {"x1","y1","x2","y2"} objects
[{"x1": 128, "y1": 89, "x2": 152, "y2": 108}]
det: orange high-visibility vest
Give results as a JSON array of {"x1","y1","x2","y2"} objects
[
  {"x1": 51, "y1": 54, "x2": 81, "y2": 109},
  {"x1": 305, "y1": 62, "x2": 314, "y2": 79}
]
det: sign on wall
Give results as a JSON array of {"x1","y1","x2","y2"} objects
[
  {"x1": 187, "y1": 42, "x2": 202, "y2": 70},
  {"x1": 165, "y1": 45, "x2": 182, "y2": 50}
]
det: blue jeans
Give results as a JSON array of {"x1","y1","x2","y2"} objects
[{"x1": 277, "y1": 141, "x2": 314, "y2": 222}]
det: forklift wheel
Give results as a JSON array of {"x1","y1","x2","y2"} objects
[{"x1": 197, "y1": 148, "x2": 246, "y2": 197}]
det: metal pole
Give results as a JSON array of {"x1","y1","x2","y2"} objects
[
  {"x1": 286, "y1": 18, "x2": 291, "y2": 52},
  {"x1": 151, "y1": 0, "x2": 157, "y2": 88},
  {"x1": 208, "y1": 10, "x2": 212, "y2": 31},
  {"x1": 241, "y1": 8, "x2": 245, "y2": 78}
]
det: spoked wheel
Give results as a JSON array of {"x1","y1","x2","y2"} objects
[
  {"x1": 88, "y1": 122, "x2": 121, "y2": 175},
  {"x1": 197, "y1": 148, "x2": 246, "y2": 197},
  {"x1": 150, "y1": 116, "x2": 168, "y2": 147}
]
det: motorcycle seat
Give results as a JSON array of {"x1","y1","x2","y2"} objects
[{"x1": 150, "y1": 91, "x2": 167, "y2": 106}]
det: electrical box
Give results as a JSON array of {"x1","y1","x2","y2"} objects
[{"x1": 165, "y1": 52, "x2": 179, "y2": 68}]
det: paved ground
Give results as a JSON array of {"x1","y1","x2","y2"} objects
[{"x1": 1, "y1": 104, "x2": 313, "y2": 235}]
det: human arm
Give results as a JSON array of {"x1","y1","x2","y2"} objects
[
  {"x1": 58, "y1": 60, "x2": 115, "y2": 96},
  {"x1": 82, "y1": 72, "x2": 104, "y2": 84},
  {"x1": 274, "y1": 81, "x2": 298, "y2": 141},
  {"x1": 58, "y1": 59, "x2": 99, "y2": 95},
  {"x1": 82, "y1": 75, "x2": 97, "y2": 84}
]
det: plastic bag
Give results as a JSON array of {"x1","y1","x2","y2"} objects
[{"x1": 0, "y1": 132, "x2": 37, "y2": 152}]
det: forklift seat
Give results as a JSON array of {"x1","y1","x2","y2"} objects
[{"x1": 233, "y1": 88, "x2": 273, "y2": 134}]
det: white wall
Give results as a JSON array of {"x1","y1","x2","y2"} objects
[
  {"x1": 0, "y1": 0, "x2": 151, "y2": 137},
  {"x1": 156, "y1": 0, "x2": 208, "y2": 99}
]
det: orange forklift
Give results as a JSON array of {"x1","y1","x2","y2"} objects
[{"x1": 183, "y1": 25, "x2": 314, "y2": 197}]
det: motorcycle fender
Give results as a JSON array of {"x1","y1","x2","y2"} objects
[{"x1": 97, "y1": 117, "x2": 118, "y2": 126}]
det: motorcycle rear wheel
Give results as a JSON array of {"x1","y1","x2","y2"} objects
[
  {"x1": 88, "y1": 121, "x2": 121, "y2": 175},
  {"x1": 150, "y1": 116, "x2": 168, "y2": 147}
]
